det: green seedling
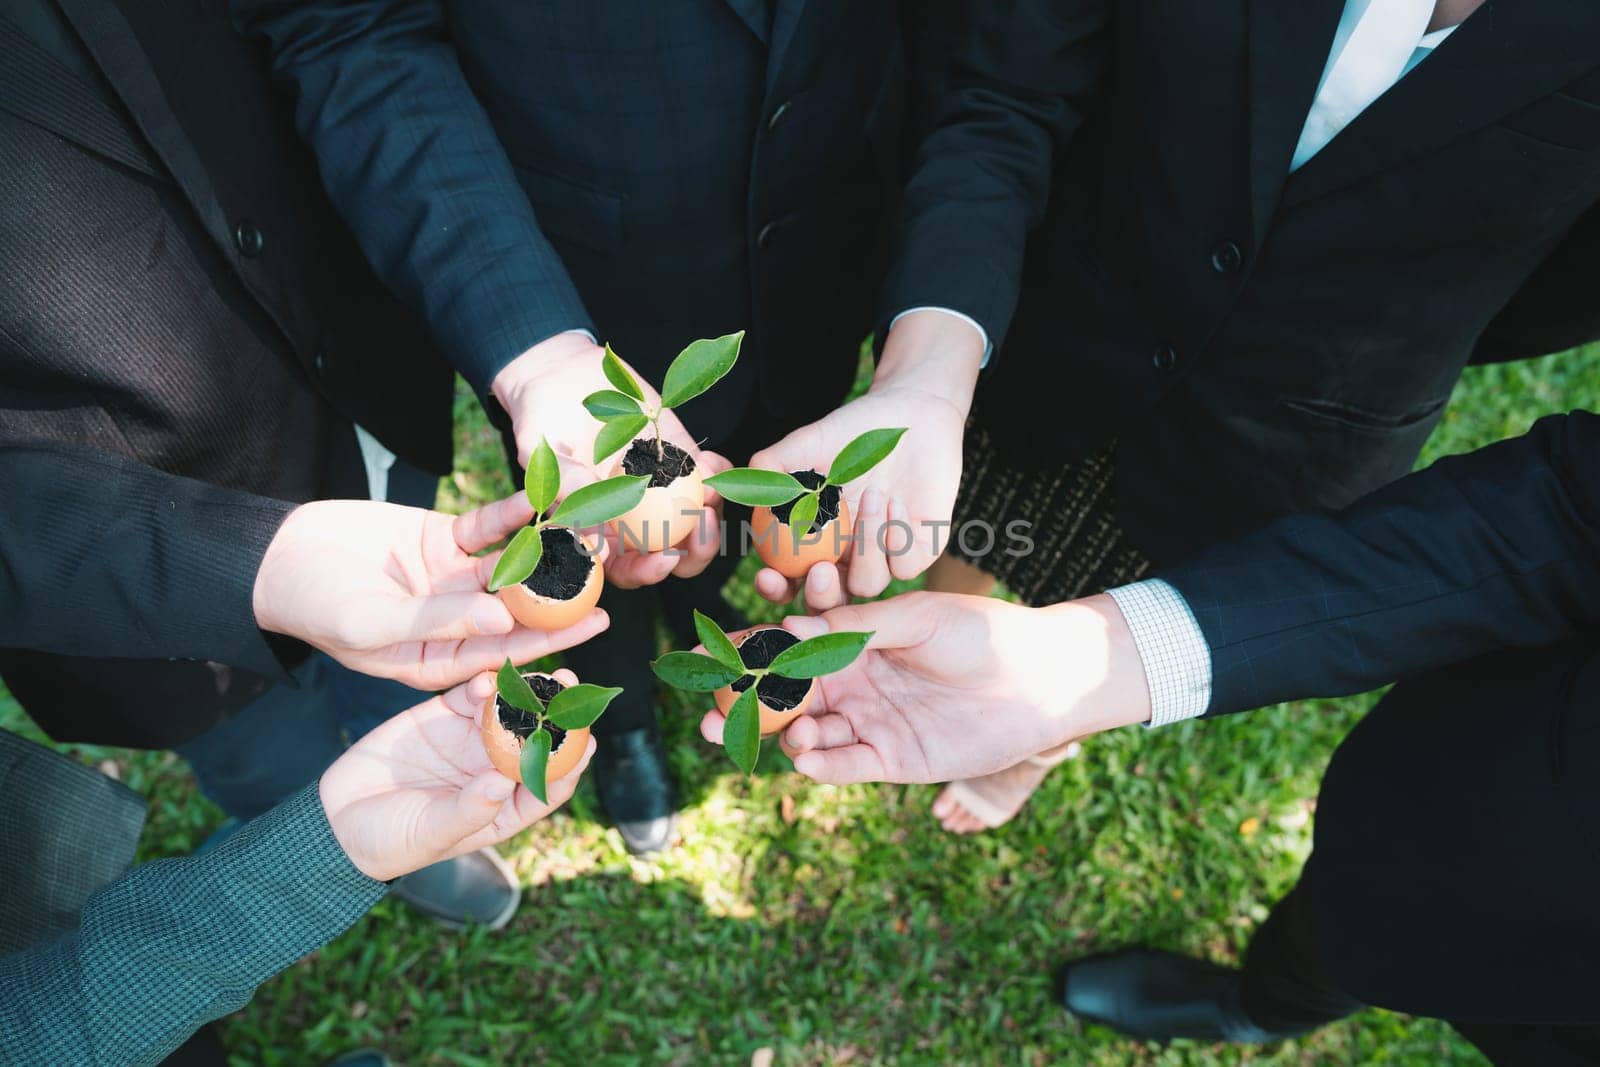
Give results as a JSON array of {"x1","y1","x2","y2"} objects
[
  {"x1": 703, "y1": 427, "x2": 907, "y2": 534},
  {"x1": 583, "y1": 332, "x2": 745, "y2": 465},
  {"x1": 651, "y1": 610, "x2": 872, "y2": 773},
  {"x1": 487, "y1": 436, "x2": 647, "y2": 590},
  {"x1": 493, "y1": 659, "x2": 622, "y2": 802}
]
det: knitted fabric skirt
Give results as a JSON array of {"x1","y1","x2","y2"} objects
[{"x1": 948, "y1": 419, "x2": 1151, "y2": 607}]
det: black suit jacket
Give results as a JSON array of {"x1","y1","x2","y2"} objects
[
  {"x1": 885, "y1": 0, "x2": 1600, "y2": 562},
  {"x1": 0, "y1": 0, "x2": 451, "y2": 748},
  {"x1": 235, "y1": 0, "x2": 949, "y2": 445},
  {"x1": 1158, "y1": 412, "x2": 1600, "y2": 1022}
]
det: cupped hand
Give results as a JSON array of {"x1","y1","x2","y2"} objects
[
  {"x1": 320, "y1": 671, "x2": 593, "y2": 881},
  {"x1": 750, "y1": 310, "x2": 980, "y2": 604},
  {"x1": 698, "y1": 592, "x2": 1152, "y2": 785},
  {"x1": 252, "y1": 493, "x2": 608, "y2": 690},
  {"x1": 492, "y1": 333, "x2": 723, "y2": 586}
]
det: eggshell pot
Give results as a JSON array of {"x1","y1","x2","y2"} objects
[
  {"x1": 712, "y1": 627, "x2": 818, "y2": 736},
  {"x1": 496, "y1": 528, "x2": 605, "y2": 631},
  {"x1": 751, "y1": 499, "x2": 852, "y2": 580},
  {"x1": 607, "y1": 445, "x2": 706, "y2": 554},
  {"x1": 480, "y1": 673, "x2": 592, "y2": 787}
]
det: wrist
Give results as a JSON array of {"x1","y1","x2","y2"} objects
[
  {"x1": 251, "y1": 504, "x2": 306, "y2": 637},
  {"x1": 874, "y1": 310, "x2": 984, "y2": 418},
  {"x1": 1034, "y1": 595, "x2": 1153, "y2": 743},
  {"x1": 490, "y1": 331, "x2": 600, "y2": 409}
]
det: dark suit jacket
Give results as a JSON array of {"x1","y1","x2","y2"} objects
[
  {"x1": 235, "y1": 0, "x2": 941, "y2": 446},
  {"x1": 0, "y1": 0, "x2": 451, "y2": 748},
  {"x1": 884, "y1": 0, "x2": 1600, "y2": 562},
  {"x1": 1158, "y1": 412, "x2": 1600, "y2": 1022}
]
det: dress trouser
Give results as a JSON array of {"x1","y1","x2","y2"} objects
[{"x1": 1232, "y1": 646, "x2": 1600, "y2": 1067}]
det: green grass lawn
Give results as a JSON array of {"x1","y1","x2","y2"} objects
[{"x1": 3, "y1": 348, "x2": 1596, "y2": 1066}]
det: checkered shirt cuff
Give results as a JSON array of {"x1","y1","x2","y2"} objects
[{"x1": 1106, "y1": 579, "x2": 1213, "y2": 727}]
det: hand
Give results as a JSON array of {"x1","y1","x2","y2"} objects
[
  {"x1": 252, "y1": 493, "x2": 608, "y2": 690},
  {"x1": 698, "y1": 592, "x2": 1152, "y2": 784},
  {"x1": 320, "y1": 672, "x2": 593, "y2": 881},
  {"x1": 751, "y1": 310, "x2": 980, "y2": 604},
  {"x1": 491, "y1": 333, "x2": 722, "y2": 585}
]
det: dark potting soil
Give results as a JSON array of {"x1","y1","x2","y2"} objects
[
  {"x1": 730, "y1": 628, "x2": 812, "y2": 711},
  {"x1": 770, "y1": 469, "x2": 841, "y2": 527},
  {"x1": 622, "y1": 437, "x2": 696, "y2": 488},
  {"x1": 497, "y1": 673, "x2": 569, "y2": 750},
  {"x1": 524, "y1": 526, "x2": 594, "y2": 600}
]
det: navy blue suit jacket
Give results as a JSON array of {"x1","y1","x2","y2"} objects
[
  {"x1": 1157, "y1": 413, "x2": 1600, "y2": 1024},
  {"x1": 234, "y1": 0, "x2": 945, "y2": 443},
  {"x1": 1160, "y1": 411, "x2": 1600, "y2": 716}
]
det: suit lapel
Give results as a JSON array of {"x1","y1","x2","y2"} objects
[
  {"x1": 1245, "y1": 0, "x2": 1347, "y2": 246},
  {"x1": 52, "y1": 0, "x2": 231, "y2": 243},
  {"x1": 766, "y1": 0, "x2": 807, "y2": 93},
  {"x1": 724, "y1": 0, "x2": 769, "y2": 45},
  {"x1": 1284, "y1": 0, "x2": 1600, "y2": 208}
]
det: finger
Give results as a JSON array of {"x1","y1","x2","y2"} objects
[
  {"x1": 453, "y1": 492, "x2": 538, "y2": 555},
  {"x1": 845, "y1": 488, "x2": 891, "y2": 598},
  {"x1": 886, "y1": 497, "x2": 931, "y2": 583},
  {"x1": 550, "y1": 667, "x2": 580, "y2": 687},
  {"x1": 778, "y1": 712, "x2": 856, "y2": 756},
  {"x1": 442, "y1": 675, "x2": 494, "y2": 720},
  {"x1": 699, "y1": 708, "x2": 726, "y2": 745},
  {"x1": 417, "y1": 768, "x2": 521, "y2": 858},
  {"x1": 495, "y1": 608, "x2": 610, "y2": 661},
  {"x1": 797, "y1": 595, "x2": 938, "y2": 652},
  {"x1": 696, "y1": 450, "x2": 732, "y2": 508},
  {"x1": 791, "y1": 744, "x2": 888, "y2": 786},
  {"x1": 670, "y1": 506, "x2": 722, "y2": 580},
  {"x1": 800, "y1": 561, "x2": 848, "y2": 614},
  {"x1": 383, "y1": 591, "x2": 517, "y2": 646},
  {"x1": 603, "y1": 545, "x2": 678, "y2": 589},
  {"x1": 754, "y1": 567, "x2": 801, "y2": 605}
]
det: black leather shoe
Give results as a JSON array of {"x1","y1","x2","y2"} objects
[
  {"x1": 593, "y1": 725, "x2": 679, "y2": 856},
  {"x1": 1057, "y1": 949, "x2": 1280, "y2": 1043}
]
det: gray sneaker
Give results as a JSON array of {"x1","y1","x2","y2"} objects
[
  {"x1": 323, "y1": 1050, "x2": 396, "y2": 1067},
  {"x1": 389, "y1": 848, "x2": 521, "y2": 930}
]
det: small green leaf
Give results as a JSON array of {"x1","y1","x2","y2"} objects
[
  {"x1": 825, "y1": 427, "x2": 908, "y2": 487},
  {"x1": 693, "y1": 610, "x2": 743, "y2": 673},
  {"x1": 495, "y1": 659, "x2": 546, "y2": 714},
  {"x1": 651, "y1": 651, "x2": 742, "y2": 692},
  {"x1": 549, "y1": 474, "x2": 648, "y2": 528},
  {"x1": 602, "y1": 343, "x2": 645, "y2": 401},
  {"x1": 592, "y1": 413, "x2": 649, "y2": 464},
  {"x1": 722, "y1": 685, "x2": 761, "y2": 774},
  {"x1": 583, "y1": 390, "x2": 643, "y2": 420},
  {"x1": 546, "y1": 683, "x2": 624, "y2": 731},
  {"x1": 524, "y1": 437, "x2": 561, "y2": 517},
  {"x1": 488, "y1": 526, "x2": 544, "y2": 591},
  {"x1": 520, "y1": 727, "x2": 552, "y2": 803},
  {"x1": 785, "y1": 491, "x2": 820, "y2": 537},
  {"x1": 659, "y1": 330, "x2": 744, "y2": 409},
  {"x1": 767, "y1": 630, "x2": 873, "y2": 679},
  {"x1": 702, "y1": 468, "x2": 806, "y2": 507}
]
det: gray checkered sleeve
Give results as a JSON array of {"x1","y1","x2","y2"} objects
[
  {"x1": 1106, "y1": 579, "x2": 1214, "y2": 726},
  {"x1": 0, "y1": 784, "x2": 387, "y2": 1066}
]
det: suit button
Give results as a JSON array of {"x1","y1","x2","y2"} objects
[
  {"x1": 1210, "y1": 240, "x2": 1242, "y2": 274},
  {"x1": 767, "y1": 99, "x2": 791, "y2": 131},
  {"x1": 757, "y1": 221, "x2": 779, "y2": 249},
  {"x1": 314, "y1": 349, "x2": 328, "y2": 375},
  {"x1": 1152, "y1": 344, "x2": 1178, "y2": 372},
  {"x1": 233, "y1": 221, "x2": 265, "y2": 258}
]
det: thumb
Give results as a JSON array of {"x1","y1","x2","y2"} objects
[
  {"x1": 749, "y1": 418, "x2": 825, "y2": 474},
  {"x1": 808, "y1": 594, "x2": 938, "y2": 652},
  {"x1": 379, "y1": 591, "x2": 516, "y2": 646},
  {"x1": 417, "y1": 769, "x2": 518, "y2": 855}
]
